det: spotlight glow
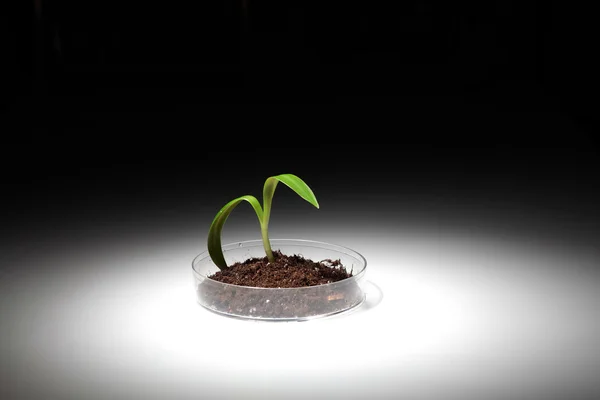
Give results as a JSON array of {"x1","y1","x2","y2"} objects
[{"x1": 2, "y1": 221, "x2": 599, "y2": 400}]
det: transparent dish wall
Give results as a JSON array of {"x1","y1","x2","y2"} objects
[{"x1": 192, "y1": 239, "x2": 367, "y2": 321}]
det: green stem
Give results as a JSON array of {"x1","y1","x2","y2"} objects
[
  {"x1": 262, "y1": 177, "x2": 278, "y2": 262},
  {"x1": 261, "y1": 222, "x2": 274, "y2": 262}
]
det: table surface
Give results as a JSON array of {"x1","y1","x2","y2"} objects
[{"x1": 2, "y1": 193, "x2": 600, "y2": 400}]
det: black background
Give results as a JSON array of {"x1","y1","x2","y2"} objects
[
  {"x1": 2, "y1": 1, "x2": 599, "y2": 231},
  {"x1": 4, "y1": 1, "x2": 599, "y2": 132}
]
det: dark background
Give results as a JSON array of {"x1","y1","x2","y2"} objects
[
  {"x1": 1, "y1": 1, "x2": 599, "y2": 238},
  {"x1": 4, "y1": 1, "x2": 599, "y2": 132}
]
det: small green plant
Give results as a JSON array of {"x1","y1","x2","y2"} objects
[{"x1": 207, "y1": 174, "x2": 319, "y2": 270}]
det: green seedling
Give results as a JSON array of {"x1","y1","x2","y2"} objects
[{"x1": 207, "y1": 173, "x2": 319, "y2": 270}]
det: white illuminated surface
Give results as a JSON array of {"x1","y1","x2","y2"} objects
[{"x1": 2, "y1": 224, "x2": 600, "y2": 400}]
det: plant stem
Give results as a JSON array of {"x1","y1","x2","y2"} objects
[
  {"x1": 261, "y1": 223, "x2": 275, "y2": 262},
  {"x1": 262, "y1": 177, "x2": 278, "y2": 262}
]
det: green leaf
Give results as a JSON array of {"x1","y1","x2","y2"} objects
[
  {"x1": 265, "y1": 174, "x2": 320, "y2": 209},
  {"x1": 260, "y1": 174, "x2": 319, "y2": 262},
  {"x1": 207, "y1": 174, "x2": 319, "y2": 268},
  {"x1": 207, "y1": 195, "x2": 263, "y2": 270},
  {"x1": 262, "y1": 173, "x2": 319, "y2": 234}
]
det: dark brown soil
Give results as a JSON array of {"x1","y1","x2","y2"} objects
[
  {"x1": 208, "y1": 250, "x2": 353, "y2": 288},
  {"x1": 199, "y1": 251, "x2": 363, "y2": 319}
]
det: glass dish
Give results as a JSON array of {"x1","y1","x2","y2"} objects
[{"x1": 192, "y1": 239, "x2": 367, "y2": 321}]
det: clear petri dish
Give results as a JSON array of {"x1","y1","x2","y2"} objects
[{"x1": 192, "y1": 239, "x2": 367, "y2": 321}]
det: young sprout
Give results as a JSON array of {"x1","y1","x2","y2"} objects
[{"x1": 207, "y1": 174, "x2": 320, "y2": 270}]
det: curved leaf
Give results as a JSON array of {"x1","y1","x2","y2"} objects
[
  {"x1": 269, "y1": 174, "x2": 320, "y2": 209},
  {"x1": 263, "y1": 174, "x2": 319, "y2": 226},
  {"x1": 207, "y1": 195, "x2": 263, "y2": 270},
  {"x1": 261, "y1": 174, "x2": 319, "y2": 262}
]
